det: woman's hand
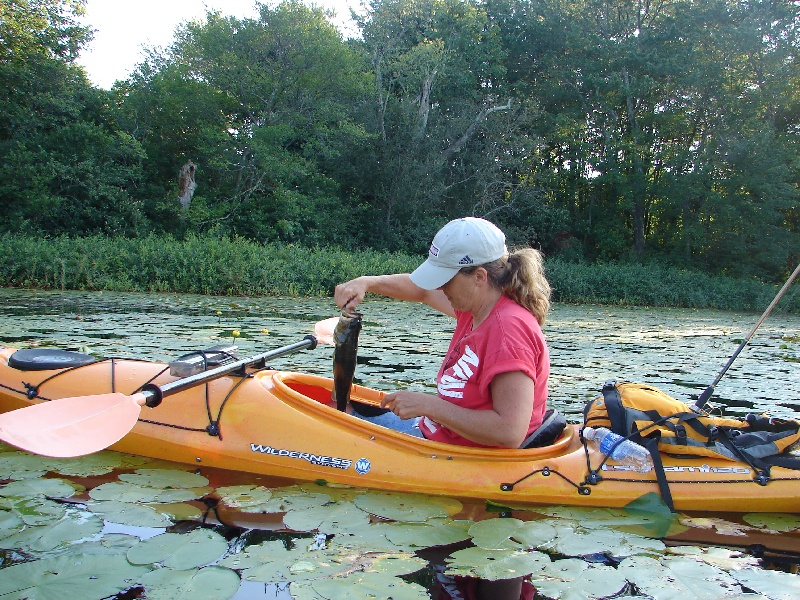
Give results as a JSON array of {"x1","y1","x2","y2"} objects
[
  {"x1": 334, "y1": 278, "x2": 369, "y2": 310},
  {"x1": 380, "y1": 390, "x2": 436, "y2": 420}
]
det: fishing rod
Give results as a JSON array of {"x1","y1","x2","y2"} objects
[{"x1": 694, "y1": 262, "x2": 800, "y2": 411}]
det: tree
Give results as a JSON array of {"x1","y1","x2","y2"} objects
[
  {"x1": 0, "y1": 0, "x2": 146, "y2": 236},
  {"x1": 116, "y1": 1, "x2": 370, "y2": 245}
]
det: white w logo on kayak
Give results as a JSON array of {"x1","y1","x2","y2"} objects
[{"x1": 438, "y1": 345, "x2": 479, "y2": 398}]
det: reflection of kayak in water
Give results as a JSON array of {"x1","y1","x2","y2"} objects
[{"x1": 0, "y1": 343, "x2": 799, "y2": 514}]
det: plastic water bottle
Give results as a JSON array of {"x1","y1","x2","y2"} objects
[{"x1": 584, "y1": 427, "x2": 653, "y2": 473}]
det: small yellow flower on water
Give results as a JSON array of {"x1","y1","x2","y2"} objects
[
  {"x1": 261, "y1": 329, "x2": 270, "y2": 334},
  {"x1": 216, "y1": 311, "x2": 222, "y2": 316},
  {"x1": 231, "y1": 330, "x2": 241, "y2": 338}
]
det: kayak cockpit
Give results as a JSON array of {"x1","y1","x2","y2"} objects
[{"x1": 265, "y1": 371, "x2": 578, "y2": 458}]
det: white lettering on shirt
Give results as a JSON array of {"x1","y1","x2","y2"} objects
[{"x1": 437, "y1": 344, "x2": 479, "y2": 399}]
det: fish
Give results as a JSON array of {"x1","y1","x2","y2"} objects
[{"x1": 332, "y1": 308, "x2": 362, "y2": 412}]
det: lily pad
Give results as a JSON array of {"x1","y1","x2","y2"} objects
[
  {"x1": 0, "y1": 553, "x2": 151, "y2": 600},
  {"x1": 0, "y1": 511, "x2": 103, "y2": 552},
  {"x1": 215, "y1": 484, "x2": 273, "y2": 509},
  {"x1": 511, "y1": 519, "x2": 559, "y2": 549},
  {"x1": 546, "y1": 524, "x2": 665, "y2": 558},
  {"x1": 444, "y1": 546, "x2": 551, "y2": 580},
  {"x1": 368, "y1": 552, "x2": 428, "y2": 576},
  {"x1": 225, "y1": 541, "x2": 355, "y2": 583},
  {"x1": 618, "y1": 555, "x2": 740, "y2": 599},
  {"x1": 0, "y1": 509, "x2": 24, "y2": 537},
  {"x1": 742, "y1": 513, "x2": 800, "y2": 533},
  {"x1": 148, "y1": 501, "x2": 204, "y2": 521},
  {"x1": 353, "y1": 491, "x2": 449, "y2": 522},
  {"x1": 666, "y1": 546, "x2": 759, "y2": 571},
  {"x1": 0, "y1": 495, "x2": 66, "y2": 525},
  {"x1": 382, "y1": 519, "x2": 472, "y2": 549},
  {"x1": 678, "y1": 515, "x2": 753, "y2": 536},
  {"x1": 732, "y1": 567, "x2": 800, "y2": 599},
  {"x1": 468, "y1": 517, "x2": 524, "y2": 550},
  {"x1": 283, "y1": 501, "x2": 370, "y2": 533},
  {"x1": 44, "y1": 451, "x2": 152, "y2": 477},
  {"x1": 0, "y1": 451, "x2": 49, "y2": 480},
  {"x1": 1, "y1": 477, "x2": 79, "y2": 499},
  {"x1": 138, "y1": 565, "x2": 240, "y2": 599},
  {"x1": 87, "y1": 500, "x2": 173, "y2": 528},
  {"x1": 127, "y1": 529, "x2": 229, "y2": 569},
  {"x1": 118, "y1": 468, "x2": 209, "y2": 489},
  {"x1": 531, "y1": 558, "x2": 628, "y2": 599},
  {"x1": 308, "y1": 570, "x2": 429, "y2": 600}
]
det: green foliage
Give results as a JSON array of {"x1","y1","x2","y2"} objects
[
  {"x1": 0, "y1": 234, "x2": 795, "y2": 312},
  {"x1": 1, "y1": 0, "x2": 799, "y2": 284}
]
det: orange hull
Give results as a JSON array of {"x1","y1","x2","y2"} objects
[{"x1": 0, "y1": 346, "x2": 798, "y2": 513}]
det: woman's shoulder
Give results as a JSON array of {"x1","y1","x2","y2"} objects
[{"x1": 491, "y1": 296, "x2": 543, "y2": 335}]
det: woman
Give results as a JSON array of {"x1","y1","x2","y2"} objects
[{"x1": 334, "y1": 217, "x2": 551, "y2": 448}]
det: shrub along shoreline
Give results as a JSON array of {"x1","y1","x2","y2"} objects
[{"x1": 0, "y1": 234, "x2": 796, "y2": 313}]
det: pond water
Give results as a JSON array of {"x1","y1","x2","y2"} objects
[
  {"x1": 1, "y1": 288, "x2": 799, "y2": 599},
  {"x1": 1, "y1": 288, "x2": 797, "y2": 418}
]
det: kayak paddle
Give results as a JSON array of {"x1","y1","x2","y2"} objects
[
  {"x1": 694, "y1": 261, "x2": 800, "y2": 411},
  {"x1": 313, "y1": 316, "x2": 338, "y2": 346},
  {"x1": 0, "y1": 336, "x2": 318, "y2": 458}
]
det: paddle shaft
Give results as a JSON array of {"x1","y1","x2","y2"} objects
[
  {"x1": 139, "y1": 335, "x2": 318, "y2": 406},
  {"x1": 694, "y1": 262, "x2": 800, "y2": 410}
]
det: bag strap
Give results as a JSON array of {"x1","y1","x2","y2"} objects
[
  {"x1": 640, "y1": 433, "x2": 675, "y2": 512},
  {"x1": 601, "y1": 380, "x2": 627, "y2": 434}
]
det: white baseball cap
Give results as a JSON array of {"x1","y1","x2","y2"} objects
[{"x1": 409, "y1": 217, "x2": 507, "y2": 290}]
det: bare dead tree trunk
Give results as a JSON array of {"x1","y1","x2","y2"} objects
[
  {"x1": 178, "y1": 161, "x2": 197, "y2": 210},
  {"x1": 441, "y1": 101, "x2": 512, "y2": 160}
]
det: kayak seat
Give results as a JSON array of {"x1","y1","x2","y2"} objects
[
  {"x1": 521, "y1": 409, "x2": 567, "y2": 448},
  {"x1": 8, "y1": 348, "x2": 97, "y2": 371}
]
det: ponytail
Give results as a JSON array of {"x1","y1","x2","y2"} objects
[{"x1": 483, "y1": 248, "x2": 551, "y2": 325}]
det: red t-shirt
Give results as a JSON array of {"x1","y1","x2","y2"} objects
[{"x1": 419, "y1": 295, "x2": 549, "y2": 447}]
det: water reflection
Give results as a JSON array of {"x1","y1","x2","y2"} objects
[{"x1": 0, "y1": 289, "x2": 797, "y2": 419}]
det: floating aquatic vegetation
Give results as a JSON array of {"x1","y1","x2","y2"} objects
[
  {"x1": 215, "y1": 484, "x2": 274, "y2": 509},
  {"x1": 732, "y1": 567, "x2": 800, "y2": 599},
  {"x1": 0, "y1": 554, "x2": 151, "y2": 600},
  {"x1": 680, "y1": 514, "x2": 756, "y2": 536},
  {"x1": 0, "y1": 509, "x2": 103, "y2": 553},
  {"x1": 0, "y1": 496, "x2": 66, "y2": 526},
  {"x1": 127, "y1": 529, "x2": 229, "y2": 570},
  {"x1": 543, "y1": 524, "x2": 666, "y2": 559},
  {"x1": 292, "y1": 570, "x2": 430, "y2": 600},
  {"x1": 467, "y1": 517, "x2": 528, "y2": 551},
  {"x1": 148, "y1": 501, "x2": 204, "y2": 521},
  {"x1": 531, "y1": 558, "x2": 628, "y2": 599},
  {"x1": 0, "y1": 477, "x2": 80, "y2": 499},
  {"x1": 666, "y1": 545, "x2": 759, "y2": 571},
  {"x1": 87, "y1": 500, "x2": 173, "y2": 528},
  {"x1": 381, "y1": 519, "x2": 472, "y2": 550},
  {"x1": 118, "y1": 468, "x2": 210, "y2": 489},
  {"x1": 283, "y1": 500, "x2": 371, "y2": 534},
  {"x1": 444, "y1": 546, "x2": 550, "y2": 581},
  {"x1": 42, "y1": 451, "x2": 152, "y2": 477},
  {"x1": 353, "y1": 491, "x2": 452, "y2": 522},
  {"x1": 618, "y1": 555, "x2": 740, "y2": 599},
  {"x1": 137, "y1": 565, "x2": 241, "y2": 600},
  {"x1": 742, "y1": 512, "x2": 800, "y2": 533},
  {"x1": 89, "y1": 481, "x2": 202, "y2": 504}
]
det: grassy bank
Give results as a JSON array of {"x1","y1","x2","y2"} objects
[{"x1": 0, "y1": 234, "x2": 796, "y2": 313}]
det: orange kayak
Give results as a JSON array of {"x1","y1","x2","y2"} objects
[{"x1": 0, "y1": 345, "x2": 798, "y2": 513}]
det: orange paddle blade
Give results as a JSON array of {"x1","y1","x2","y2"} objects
[
  {"x1": 314, "y1": 317, "x2": 339, "y2": 346},
  {"x1": 0, "y1": 392, "x2": 147, "y2": 458}
]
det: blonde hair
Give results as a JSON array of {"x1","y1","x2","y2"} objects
[{"x1": 464, "y1": 248, "x2": 551, "y2": 325}]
